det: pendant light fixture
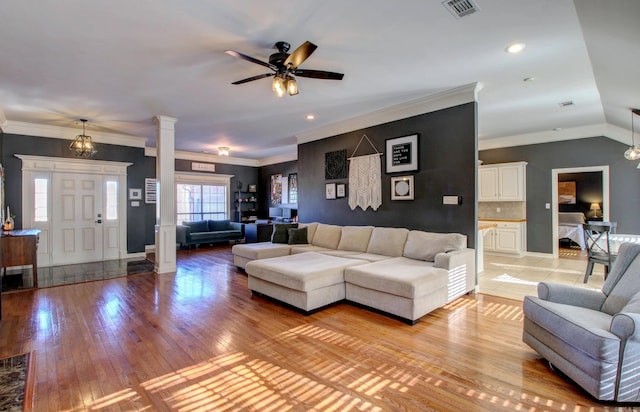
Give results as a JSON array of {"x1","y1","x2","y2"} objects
[
  {"x1": 69, "y1": 119, "x2": 97, "y2": 158},
  {"x1": 624, "y1": 108, "x2": 640, "y2": 161}
]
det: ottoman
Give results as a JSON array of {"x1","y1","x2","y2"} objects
[
  {"x1": 245, "y1": 252, "x2": 367, "y2": 313},
  {"x1": 232, "y1": 242, "x2": 292, "y2": 269}
]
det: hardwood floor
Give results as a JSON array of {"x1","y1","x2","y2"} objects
[{"x1": 0, "y1": 245, "x2": 635, "y2": 411}]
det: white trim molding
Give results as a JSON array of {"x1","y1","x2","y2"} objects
[
  {"x1": 144, "y1": 147, "x2": 259, "y2": 167},
  {"x1": 4, "y1": 120, "x2": 147, "y2": 148},
  {"x1": 296, "y1": 83, "x2": 483, "y2": 144}
]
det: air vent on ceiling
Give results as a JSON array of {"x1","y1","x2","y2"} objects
[
  {"x1": 558, "y1": 100, "x2": 576, "y2": 107},
  {"x1": 442, "y1": 0, "x2": 480, "y2": 19}
]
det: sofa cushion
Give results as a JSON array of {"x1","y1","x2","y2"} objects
[
  {"x1": 366, "y1": 227, "x2": 409, "y2": 257},
  {"x1": 312, "y1": 224, "x2": 342, "y2": 249},
  {"x1": 232, "y1": 243, "x2": 292, "y2": 260},
  {"x1": 298, "y1": 222, "x2": 318, "y2": 244},
  {"x1": 290, "y1": 245, "x2": 334, "y2": 254},
  {"x1": 403, "y1": 231, "x2": 467, "y2": 262},
  {"x1": 287, "y1": 227, "x2": 308, "y2": 245},
  {"x1": 271, "y1": 223, "x2": 298, "y2": 244},
  {"x1": 523, "y1": 297, "x2": 619, "y2": 363},
  {"x1": 190, "y1": 230, "x2": 241, "y2": 242},
  {"x1": 183, "y1": 220, "x2": 209, "y2": 233},
  {"x1": 208, "y1": 220, "x2": 231, "y2": 231},
  {"x1": 345, "y1": 257, "x2": 447, "y2": 299},
  {"x1": 245, "y1": 252, "x2": 367, "y2": 292},
  {"x1": 338, "y1": 226, "x2": 374, "y2": 252}
]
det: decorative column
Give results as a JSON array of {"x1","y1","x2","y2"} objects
[{"x1": 153, "y1": 115, "x2": 177, "y2": 274}]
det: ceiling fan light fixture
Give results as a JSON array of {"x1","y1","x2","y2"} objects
[
  {"x1": 272, "y1": 76, "x2": 285, "y2": 97},
  {"x1": 286, "y1": 76, "x2": 298, "y2": 96},
  {"x1": 69, "y1": 119, "x2": 97, "y2": 158},
  {"x1": 505, "y1": 42, "x2": 526, "y2": 54},
  {"x1": 625, "y1": 108, "x2": 640, "y2": 160}
]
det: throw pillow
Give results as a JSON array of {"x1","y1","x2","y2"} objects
[
  {"x1": 271, "y1": 223, "x2": 298, "y2": 244},
  {"x1": 184, "y1": 220, "x2": 208, "y2": 233},
  {"x1": 287, "y1": 227, "x2": 308, "y2": 245}
]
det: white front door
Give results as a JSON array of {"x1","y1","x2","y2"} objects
[{"x1": 51, "y1": 173, "x2": 104, "y2": 265}]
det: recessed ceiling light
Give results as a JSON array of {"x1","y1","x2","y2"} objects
[
  {"x1": 505, "y1": 42, "x2": 526, "y2": 54},
  {"x1": 306, "y1": 114, "x2": 315, "y2": 120}
]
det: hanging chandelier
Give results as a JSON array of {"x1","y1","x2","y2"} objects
[
  {"x1": 69, "y1": 119, "x2": 97, "y2": 158},
  {"x1": 624, "y1": 108, "x2": 640, "y2": 161}
]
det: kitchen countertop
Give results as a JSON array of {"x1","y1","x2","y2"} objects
[{"x1": 478, "y1": 222, "x2": 498, "y2": 231}]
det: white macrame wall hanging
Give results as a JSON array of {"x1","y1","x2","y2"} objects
[{"x1": 348, "y1": 135, "x2": 383, "y2": 211}]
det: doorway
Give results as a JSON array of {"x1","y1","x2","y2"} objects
[
  {"x1": 551, "y1": 166, "x2": 609, "y2": 258},
  {"x1": 17, "y1": 155, "x2": 130, "y2": 267}
]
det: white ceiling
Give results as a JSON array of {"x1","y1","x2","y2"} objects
[{"x1": 0, "y1": 0, "x2": 638, "y2": 161}]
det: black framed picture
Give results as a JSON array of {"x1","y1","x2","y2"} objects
[
  {"x1": 325, "y1": 150, "x2": 348, "y2": 180},
  {"x1": 386, "y1": 134, "x2": 418, "y2": 173},
  {"x1": 336, "y1": 183, "x2": 346, "y2": 198}
]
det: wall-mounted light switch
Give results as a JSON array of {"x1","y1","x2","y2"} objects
[
  {"x1": 442, "y1": 196, "x2": 460, "y2": 205},
  {"x1": 545, "y1": 203, "x2": 551, "y2": 209}
]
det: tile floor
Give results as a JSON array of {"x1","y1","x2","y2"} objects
[{"x1": 479, "y1": 248, "x2": 604, "y2": 301}]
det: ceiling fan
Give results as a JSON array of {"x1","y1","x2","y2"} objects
[{"x1": 225, "y1": 41, "x2": 344, "y2": 97}]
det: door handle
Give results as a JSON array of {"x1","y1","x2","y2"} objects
[{"x1": 95, "y1": 219, "x2": 102, "y2": 224}]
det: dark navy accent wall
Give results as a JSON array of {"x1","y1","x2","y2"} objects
[
  {"x1": 296, "y1": 103, "x2": 477, "y2": 247},
  {"x1": 480, "y1": 136, "x2": 640, "y2": 253},
  {"x1": 2, "y1": 133, "x2": 148, "y2": 253}
]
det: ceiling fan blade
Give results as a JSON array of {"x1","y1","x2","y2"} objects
[
  {"x1": 284, "y1": 41, "x2": 317, "y2": 70},
  {"x1": 293, "y1": 69, "x2": 344, "y2": 80},
  {"x1": 231, "y1": 73, "x2": 274, "y2": 85},
  {"x1": 225, "y1": 50, "x2": 276, "y2": 71}
]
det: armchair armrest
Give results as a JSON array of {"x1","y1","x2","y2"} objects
[
  {"x1": 176, "y1": 224, "x2": 191, "y2": 245},
  {"x1": 537, "y1": 282, "x2": 606, "y2": 310},
  {"x1": 611, "y1": 312, "x2": 640, "y2": 341}
]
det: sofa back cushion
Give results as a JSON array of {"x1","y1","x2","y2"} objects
[
  {"x1": 312, "y1": 224, "x2": 342, "y2": 249},
  {"x1": 208, "y1": 220, "x2": 231, "y2": 231},
  {"x1": 366, "y1": 227, "x2": 409, "y2": 257},
  {"x1": 298, "y1": 222, "x2": 318, "y2": 243},
  {"x1": 183, "y1": 220, "x2": 208, "y2": 233},
  {"x1": 272, "y1": 223, "x2": 298, "y2": 244},
  {"x1": 338, "y1": 226, "x2": 374, "y2": 252},
  {"x1": 403, "y1": 231, "x2": 467, "y2": 262}
]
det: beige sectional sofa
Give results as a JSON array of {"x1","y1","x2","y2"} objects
[{"x1": 231, "y1": 222, "x2": 476, "y2": 324}]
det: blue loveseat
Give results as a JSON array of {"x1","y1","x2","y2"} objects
[{"x1": 176, "y1": 220, "x2": 245, "y2": 248}]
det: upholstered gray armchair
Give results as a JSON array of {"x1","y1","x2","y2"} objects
[{"x1": 523, "y1": 243, "x2": 640, "y2": 402}]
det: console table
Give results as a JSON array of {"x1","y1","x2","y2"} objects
[
  {"x1": 245, "y1": 223, "x2": 273, "y2": 243},
  {"x1": 1, "y1": 229, "x2": 40, "y2": 287}
]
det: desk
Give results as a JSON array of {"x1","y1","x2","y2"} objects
[{"x1": 1, "y1": 229, "x2": 41, "y2": 288}]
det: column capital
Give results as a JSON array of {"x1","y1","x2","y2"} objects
[{"x1": 153, "y1": 115, "x2": 178, "y2": 128}]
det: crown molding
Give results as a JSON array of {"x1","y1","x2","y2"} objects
[
  {"x1": 295, "y1": 82, "x2": 483, "y2": 144},
  {"x1": 257, "y1": 152, "x2": 298, "y2": 166},
  {"x1": 478, "y1": 123, "x2": 629, "y2": 151},
  {"x1": 144, "y1": 147, "x2": 259, "y2": 167},
  {"x1": 3, "y1": 121, "x2": 147, "y2": 148}
]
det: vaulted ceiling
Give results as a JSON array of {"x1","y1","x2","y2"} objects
[{"x1": 0, "y1": 0, "x2": 638, "y2": 161}]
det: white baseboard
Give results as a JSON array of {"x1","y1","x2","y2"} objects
[{"x1": 525, "y1": 251, "x2": 554, "y2": 259}]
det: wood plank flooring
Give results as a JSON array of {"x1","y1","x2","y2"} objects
[{"x1": 0, "y1": 245, "x2": 636, "y2": 411}]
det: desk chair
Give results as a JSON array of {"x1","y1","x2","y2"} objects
[{"x1": 582, "y1": 222, "x2": 616, "y2": 283}]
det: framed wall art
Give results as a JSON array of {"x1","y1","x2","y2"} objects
[
  {"x1": 325, "y1": 183, "x2": 336, "y2": 199},
  {"x1": 325, "y1": 149, "x2": 348, "y2": 180},
  {"x1": 386, "y1": 134, "x2": 418, "y2": 173},
  {"x1": 391, "y1": 175, "x2": 414, "y2": 200},
  {"x1": 336, "y1": 183, "x2": 346, "y2": 198}
]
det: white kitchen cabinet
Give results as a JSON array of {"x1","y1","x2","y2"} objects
[
  {"x1": 478, "y1": 162, "x2": 527, "y2": 201},
  {"x1": 481, "y1": 220, "x2": 526, "y2": 256}
]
